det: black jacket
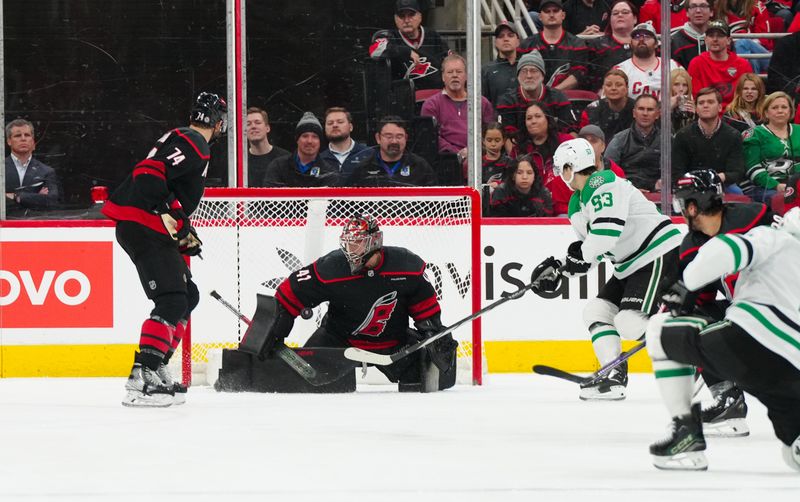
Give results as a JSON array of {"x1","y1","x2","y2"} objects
[
  {"x1": 580, "y1": 98, "x2": 634, "y2": 143},
  {"x1": 4, "y1": 156, "x2": 61, "y2": 212},
  {"x1": 488, "y1": 183, "x2": 554, "y2": 217},
  {"x1": 604, "y1": 125, "x2": 662, "y2": 191},
  {"x1": 344, "y1": 149, "x2": 437, "y2": 187},
  {"x1": 766, "y1": 31, "x2": 800, "y2": 101},
  {"x1": 671, "y1": 28, "x2": 706, "y2": 70},
  {"x1": 481, "y1": 57, "x2": 518, "y2": 106},
  {"x1": 263, "y1": 152, "x2": 339, "y2": 188},
  {"x1": 671, "y1": 121, "x2": 745, "y2": 185}
]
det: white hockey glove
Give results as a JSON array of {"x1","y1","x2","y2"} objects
[{"x1": 561, "y1": 241, "x2": 592, "y2": 278}]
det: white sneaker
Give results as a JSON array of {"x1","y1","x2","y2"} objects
[
  {"x1": 122, "y1": 364, "x2": 174, "y2": 408},
  {"x1": 157, "y1": 363, "x2": 187, "y2": 405},
  {"x1": 782, "y1": 436, "x2": 800, "y2": 472}
]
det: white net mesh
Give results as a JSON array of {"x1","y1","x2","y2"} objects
[{"x1": 179, "y1": 187, "x2": 483, "y2": 385}]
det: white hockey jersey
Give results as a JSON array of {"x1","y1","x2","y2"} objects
[
  {"x1": 568, "y1": 170, "x2": 682, "y2": 279},
  {"x1": 683, "y1": 226, "x2": 800, "y2": 371},
  {"x1": 614, "y1": 57, "x2": 681, "y2": 100}
]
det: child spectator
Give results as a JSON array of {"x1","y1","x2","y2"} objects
[
  {"x1": 488, "y1": 155, "x2": 554, "y2": 217},
  {"x1": 671, "y1": 68, "x2": 697, "y2": 133},
  {"x1": 482, "y1": 123, "x2": 510, "y2": 188}
]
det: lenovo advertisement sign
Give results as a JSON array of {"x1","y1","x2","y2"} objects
[{"x1": 0, "y1": 242, "x2": 114, "y2": 328}]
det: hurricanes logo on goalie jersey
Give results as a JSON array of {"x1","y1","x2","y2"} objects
[{"x1": 353, "y1": 291, "x2": 398, "y2": 337}]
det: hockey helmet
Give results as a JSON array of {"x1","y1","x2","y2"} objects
[
  {"x1": 190, "y1": 92, "x2": 228, "y2": 134},
  {"x1": 340, "y1": 214, "x2": 384, "y2": 274},
  {"x1": 553, "y1": 138, "x2": 596, "y2": 185},
  {"x1": 673, "y1": 169, "x2": 723, "y2": 214}
]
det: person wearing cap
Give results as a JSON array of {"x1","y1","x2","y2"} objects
[
  {"x1": 670, "y1": 0, "x2": 713, "y2": 70},
  {"x1": 518, "y1": 0, "x2": 590, "y2": 91},
  {"x1": 672, "y1": 87, "x2": 746, "y2": 190},
  {"x1": 578, "y1": 124, "x2": 627, "y2": 178},
  {"x1": 482, "y1": 21, "x2": 521, "y2": 106},
  {"x1": 562, "y1": 0, "x2": 612, "y2": 36},
  {"x1": 496, "y1": 50, "x2": 578, "y2": 141},
  {"x1": 687, "y1": 20, "x2": 753, "y2": 108},
  {"x1": 614, "y1": 22, "x2": 680, "y2": 100},
  {"x1": 262, "y1": 112, "x2": 339, "y2": 188},
  {"x1": 368, "y1": 0, "x2": 450, "y2": 91},
  {"x1": 585, "y1": 0, "x2": 637, "y2": 92}
]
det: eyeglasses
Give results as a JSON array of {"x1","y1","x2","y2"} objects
[
  {"x1": 632, "y1": 33, "x2": 655, "y2": 40},
  {"x1": 519, "y1": 67, "x2": 541, "y2": 75},
  {"x1": 687, "y1": 4, "x2": 710, "y2": 10}
]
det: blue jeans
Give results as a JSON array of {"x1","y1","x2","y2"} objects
[
  {"x1": 734, "y1": 39, "x2": 770, "y2": 74},
  {"x1": 725, "y1": 184, "x2": 744, "y2": 195},
  {"x1": 743, "y1": 185, "x2": 777, "y2": 203}
]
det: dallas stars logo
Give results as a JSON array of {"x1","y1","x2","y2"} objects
[{"x1": 588, "y1": 176, "x2": 605, "y2": 189}]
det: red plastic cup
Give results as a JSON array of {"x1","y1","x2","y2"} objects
[{"x1": 91, "y1": 185, "x2": 109, "y2": 203}]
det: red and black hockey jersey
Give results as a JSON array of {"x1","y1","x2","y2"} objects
[
  {"x1": 102, "y1": 127, "x2": 210, "y2": 236},
  {"x1": 275, "y1": 246, "x2": 441, "y2": 351},
  {"x1": 679, "y1": 202, "x2": 774, "y2": 310},
  {"x1": 496, "y1": 85, "x2": 578, "y2": 138},
  {"x1": 518, "y1": 31, "x2": 590, "y2": 88},
  {"x1": 369, "y1": 27, "x2": 450, "y2": 91}
]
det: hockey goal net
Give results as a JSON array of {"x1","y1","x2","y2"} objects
[{"x1": 178, "y1": 187, "x2": 483, "y2": 386}]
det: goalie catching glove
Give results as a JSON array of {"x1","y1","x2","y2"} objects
[
  {"x1": 561, "y1": 240, "x2": 592, "y2": 277},
  {"x1": 160, "y1": 208, "x2": 203, "y2": 257}
]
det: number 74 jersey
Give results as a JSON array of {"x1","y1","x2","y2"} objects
[{"x1": 567, "y1": 170, "x2": 682, "y2": 279}]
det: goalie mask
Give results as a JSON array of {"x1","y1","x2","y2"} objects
[
  {"x1": 553, "y1": 138, "x2": 596, "y2": 187},
  {"x1": 340, "y1": 214, "x2": 383, "y2": 274},
  {"x1": 190, "y1": 92, "x2": 228, "y2": 136},
  {"x1": 673, "y1": 169, "x2": 723, "y2": 215}
]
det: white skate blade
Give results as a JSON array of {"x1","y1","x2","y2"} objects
[
  {"x1": 652, "y1": 451, "x2": 708, "y2": 471},
  {"x1": 122, "y1": 390, "x2": 173, "y2": 408},
  {"x1": 702, "y1": 418, "x2": 749, "y2": 438},
  {"x1": 172, "y1": 391, "x2": 187, "y2": 406},
  {"x1": 579, "y1": 384, "x2": 626, "y2": 401}
]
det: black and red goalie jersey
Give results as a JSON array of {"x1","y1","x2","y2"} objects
[
  {"x1": 275, "y1": 246, "x2": 441, "y2": 352},
  {"x1": 102, "y1": 127, "x2": 210, "y2": 235}
]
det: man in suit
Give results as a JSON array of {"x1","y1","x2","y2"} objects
[{"x1": 5, "y1": 118, "x2": 60, "y2": 213}]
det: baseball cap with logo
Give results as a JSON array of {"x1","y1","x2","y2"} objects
[
  {"x1": 540, "y1": 0, "x2": 564, "y2": 9},
  {"x1": 494, "y1": 20, "x2": 518, "y2": 37},
  {"x1": 395, "y1": 0, "x2": 421, "y2": 14},
  {"x1": 632, "y1": 22, "x2": 657, "y2": 38},
  {"x1": 706, "y1": 20, "x2": 731, "y2": 37}
]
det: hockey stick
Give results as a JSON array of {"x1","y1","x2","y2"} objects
[
  {"x1": 343, "y1": 273, "x2": 547, "y2": 366},
  {"x1": 209, "y1": 291, "x2": 358, "y2": 386},
  {"x1": 532, "y1": 337, "x2": 647, "y2": 386}
]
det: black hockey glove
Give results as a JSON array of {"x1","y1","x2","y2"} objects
[
  {"x1": 161, "y1": 208, "x2": 203, "y2": 257},
  {"x1": 531, "y1": 256, "x2": 563, "y2": 294},
  {"x1": 413, "y1": 316, "x2": 457, "y2": 374},
  {"x1": 561, "y1": 240, "x2": 592, "y2": 278},
  {"x1": 661, "y1": 280, "x2": 699, "y2": 317}
]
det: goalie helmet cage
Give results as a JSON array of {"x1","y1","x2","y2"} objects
[{"x1": 180, "y1": 187, "x2": 483, "y2": 386}]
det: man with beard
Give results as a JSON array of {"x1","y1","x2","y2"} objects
[
  {"x1": 319, "y1": 107, "x2": 369, "y2": 180},
  {"x1": 344, "y1": 116, "x2": 437, "y2": 187},
  {"x1": 668, "y1": 169, "x2": 774, "y2": 437},
  {"x1": 670, "y1": 0, "x2": 713, "y2": 69},
  {"x1": 263, "y1": 112, "x2": 339, "y2": 187},
  {"x1": 615, "y1": 22, "x2": 680, "y2": 100},
  {"x1": 687, "y1": 20, "x2": 752, "y2": 108},
  {"x1": 482, "y1": 21, "x2": 521, "y2": 106}
]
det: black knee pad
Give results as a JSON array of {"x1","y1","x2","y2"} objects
[
  {"x1": 186, "y1": 280, "x2": 200, "y2": 314},
  {"x1": 660, "y1": 319, "x2": 706, "y2": 367},
  {"x1": 150, "y1": 292, "x2": 189, "y2": 326}
]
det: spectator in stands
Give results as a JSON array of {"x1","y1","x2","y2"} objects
[
  {"x1": 671, "y1": 0, "x2": 713, "y2": 69},
  {"x1": 724, "y1": 72, "x2": 765, "y2": 132},
  {"x1": 510, "y1": 101, "x2": 573, "y2": 214},
  {"x1": 488, "y1": 155, "x2": 554, "y2": 217},
  {"x1": 345, "y1": 116, "x2": 437, "y2": 187},
  {"x1": 319, "y1": 107, "x2": 369, "y2": 180},
  {"x1": 671, "y1": 68, "x2": 697, "y2": 132},
  {"x1": 369, "y1": 0, "x2": 450, "y2": 91},
  {"x1": 715, "y1": 0, "x2": 780, "y2": 73},
  {"x1": 578, "y1": 124, "x2": 627, "y2": 176},
  {"x1": 421, "y1": 54, "x2": 496, "y2": 160},
  {"x1": 672, "y1": 87, "x2": 746, "y2": 191},
  {"x1": 687, "y1": 20, "x2": 753, "y2": 107},
  {"x1": 496, "y1": 50, "x2": 578, "y2": 139},
  {"x1": 639, "y1": 0, "x2": 689, "y2": 32},
  {"x1": 262, "y1": 112, "x2": 339, "y2": 187},
  {"x1": 519, "y1": 0, "x2": 590, "y2": 90},
  {"x1": 766, "y1": 30, "x2": 800, "y2": 102},
  {"x1": 482, "y1": 122, "x2": 510, "y2": 188},
  {"x1": 586, "y1": 0, "x2": 637, "y2": 92},
  {"x1": 604, "y1": 94, "x2": 663, "y2": 192},
  {"x1": 615, "y1": 22, "x2": 680, "y2": 100},
  {"x1": 742, "y1": 91, "x2": 800, "y2": 201},
  {"x1": 4, "y1": 118, "x2": 60, "y2": 213},
  {"x1": 580, "y1": 69, "x2": 635, "y2": 143},
  {"x1": 563, "y1": 0, "x2": 612, "y2": 36},
  {"x1": 246, "y1": 107, "x2": 289, "y2": 187},
  {"x1": 482, "y1": 21, "x2": 521, "y2": 106}
]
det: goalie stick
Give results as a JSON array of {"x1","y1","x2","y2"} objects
[
  {"x1": 532, "y1": 338, "x2": 646, "y2": 386},
  {"x1": 209, "y1": 291, "x2": 358, "y2": 386}
]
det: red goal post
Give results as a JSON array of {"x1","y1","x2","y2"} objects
[{"x1": 180, "y1": 187, "x2": 483, "y2": 385}]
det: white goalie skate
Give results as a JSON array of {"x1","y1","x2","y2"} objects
[
  {"x1": 157, "y1": 362, "x2": 187, "y2": 405},
  {"x1": 122, "y1": 364, "x2": 174, "y2": 408}
]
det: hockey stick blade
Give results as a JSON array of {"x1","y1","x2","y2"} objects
[
  {"x1": 532, "y1": 365, "x2": 589, "y2": 384},
  {"x1": 532, "y1": 340, "x2": 647, "y2": 386}
]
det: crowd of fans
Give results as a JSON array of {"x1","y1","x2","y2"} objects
[{"x1": 6, "y1": 0, "x2": 800, "y2": 218}]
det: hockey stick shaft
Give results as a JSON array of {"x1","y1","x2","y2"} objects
[
  {"x1": 343, "y1": 275, "x2": 543, "y2": 366},
  {"x1": 533, "y1": 338, "x2": 646, "y2": 385}
]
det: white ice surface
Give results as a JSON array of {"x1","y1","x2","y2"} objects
[{"x1": 1, "y1": 374, "x2": 798, "y2": 502}]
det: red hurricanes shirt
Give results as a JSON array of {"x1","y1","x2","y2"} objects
[{"x1": 687, "y1": 52, "x2": 753, "y2": 108}]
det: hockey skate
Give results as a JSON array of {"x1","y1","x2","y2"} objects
[
  {"x1": 650, "y1": 403, "x2": 708, "y2": 471},
  {"x1": 781, "y1": 435, "x2": 800, "y2": 472},
  {"x1": 701, "y1": 382, "x2": 749, "y2": 437},
  {"x1": 122, "y1": 363, "x2": 174, "y2": 408},
  {"x1": 579, "y1": 362, "x2": 627, "y2": 401},
  {"x1": 157, "y1": 363, "x2": 187, "y2": 405}
]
